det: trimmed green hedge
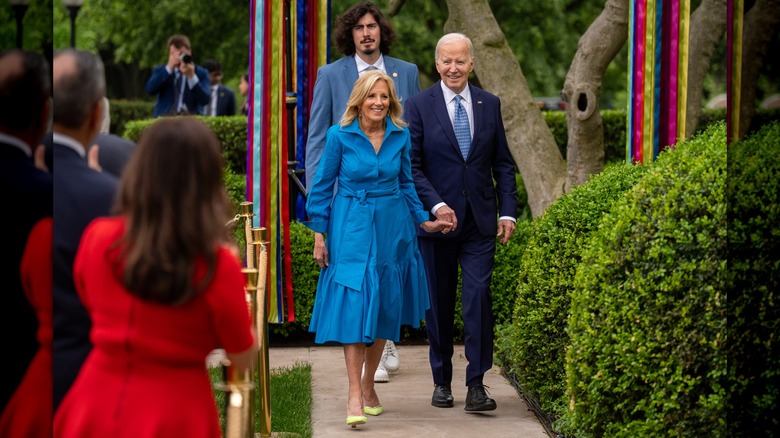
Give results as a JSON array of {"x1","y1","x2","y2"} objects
[
  {"x1": 496, "y1": 160, "x2": 649, "y2": 425},
  {"x1": 110, "y1": 99, "x2": 154, "y2": 137},
  {"x1": 123, "y1": 115, "x2": 248, "y2": 175},
  {"x1": 726, "y1": 122, "x2": 780, "y2": 434},
  {"x1": 565, "y1": 122, "x2": 727, "y2": 436}
]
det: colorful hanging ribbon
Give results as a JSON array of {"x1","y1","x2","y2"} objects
[
  {"x1": 627, "y1": 0, "x2": 690, "y2": 164},
  {"x1": 246, "y1": 0, "x2": 330, "y2": 323}
]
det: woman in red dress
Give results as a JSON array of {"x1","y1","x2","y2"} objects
[{"x1": 54, "y1": 118, "x2": 258, "y2": 438}]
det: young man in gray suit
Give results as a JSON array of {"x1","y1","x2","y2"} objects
[
  {"x1": 305, "y1": 1, "x2": 420, "y2": 383},
  {"x1": 405, "y1": 33, "x2": 518, "y2": 412}
]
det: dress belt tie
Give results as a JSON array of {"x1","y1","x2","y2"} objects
[{"x1": 333, "y1": 184, "x2": 399, "y2": 290}]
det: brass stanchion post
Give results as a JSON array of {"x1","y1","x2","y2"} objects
[
  {"x1": 251, "y1": 227, "x2": 271, "y2": 437},
  {"x1": 216, "y1": 268, "x2": 258, "y2": 438}
]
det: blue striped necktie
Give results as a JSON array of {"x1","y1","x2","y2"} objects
[{"x1": 453, "y1": 95, "x2": 470, "y2": 159}]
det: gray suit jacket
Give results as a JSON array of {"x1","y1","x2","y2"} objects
[{"x1": 304, "y1": 55, "x2": 420, "y2": 190}]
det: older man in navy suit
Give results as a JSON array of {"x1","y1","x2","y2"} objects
[
  {"x1": 145, "y1": 35, "x2": 211, "y2": 118},
  {"x1": 51, "y1": 49, "x2": 119, "y2": 411},
  {"x1": 405, "y1": 33, "x2": 518, "y2": 412},
  {"x1": 304, "y1": 1, "x2": 420, "y2": 383}
]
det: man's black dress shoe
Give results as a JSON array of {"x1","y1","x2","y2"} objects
[
  {"x1": 431, "y1": 384, "x2": 454, "y2": 408},
  {"x1": 464, "y1": 384, "x2": 497, "y2": 411}
]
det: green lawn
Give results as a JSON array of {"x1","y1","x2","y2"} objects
[{"x1": 209, "y1": 361, "x2": 313, "y2": 438}]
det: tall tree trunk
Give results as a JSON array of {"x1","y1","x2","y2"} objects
[
  {"x1": 686, "y1": 0, "x2": 727, "y2": 138},
  {"x1": 739, "y1": 0, "x2": 780, "y2": 138},
  {"x1": 562, "y1": 0, "x2": 629, "y2": 189},
  {"x1": 444, "y1": 0, "x2": 567, "y2": 218}
]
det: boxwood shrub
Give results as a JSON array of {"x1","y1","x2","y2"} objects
[
  {"x1": 565, "y1": 122, "x2": 727, "y2": 437},
  {"x1": 726, "y1": 122, "x2": 780, "y2": 434},
  {"x1": 123, "y1": 115, "x2": 248, "y2": 175},
  {"x1": 496, "y1": 160, "x2": 649, "y2": 428}
]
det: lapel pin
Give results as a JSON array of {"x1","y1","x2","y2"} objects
[
  {"x1": 392, "y1": 72, "x2": 398, "y2": 77},
  {"x1": 477, "y1": 100, "x2": 482, "y2": 104}
]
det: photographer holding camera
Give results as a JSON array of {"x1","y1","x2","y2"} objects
[{"x1": 145, "y1": 34, "x2": 211, "y2": 118}]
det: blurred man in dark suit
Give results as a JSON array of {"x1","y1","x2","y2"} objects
[
  {"x1": 202, "y1": 59, "x2": 236, "y2": 116},
  {"x1": 43, "y1": 96, "x2": 136, "y2": 178},
  {"x1": 0, "y1": 48, "x2": 53, "y2": 417},
  {"x1": 51, "y1": 49, "x2": 119, "y2": 412}
]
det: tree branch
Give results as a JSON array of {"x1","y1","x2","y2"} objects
[{"x1": 562, "y1": 0, "x2": 629, "y2": 189}]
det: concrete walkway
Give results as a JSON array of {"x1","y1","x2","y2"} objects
[{"x1": 265, "y1": 344, "x2": 550, "y2": 437}]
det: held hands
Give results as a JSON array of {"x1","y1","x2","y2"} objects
[
  {"x1": 496, "y1": 219, "x2": 516, "y2": 245},
  {"x1": 312, "y1": 232, "x2": 329, "y2": 268},
  {"x1": 434, "y1": 205, "x2": 458, "y2": 234},
  {"x1": 421, "y1": 218, "x2": 454, "y2": 234}
]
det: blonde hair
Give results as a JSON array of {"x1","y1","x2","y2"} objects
[{"x1": 340, "y1": 70, "x2": 406, "y2": 129}]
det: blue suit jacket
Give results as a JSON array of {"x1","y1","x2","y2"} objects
[
  {"x1": 405, "y1": 82, "x2": 517, "y2": 238},
  {"x1": 145, "y1": 64, "x2": 211, "y2": 118},
  {"x1": 304, "y1": 55, "x2": 420, "y2": 189},
  {"x1": 52, "y1": 142, "x2": 118, "y2": 410}
]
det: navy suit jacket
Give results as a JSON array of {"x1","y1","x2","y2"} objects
[
  {"x1": 145, "y1": 64, "x2": 211, "y2": 118},
  {"x1": 0, "y1": 141, "x2": 52, "y2": 412},
  {"x1": 405, "y1": 82, "x2": 517, "y2": 238},
  {"x1": 52, "y1": 141, "x2": 118, "y2": 410},
  {"x1": 206, "y1": 84, "x2": 237, "y2": 116},
  {"x1": 304, "y1": 55, "x2": 420, "y2": 189}
]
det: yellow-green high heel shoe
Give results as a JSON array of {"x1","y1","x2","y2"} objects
[
  {"x1": 363, "y1": 404, "x2": 383, "y2": 416},
  {"x1": 346, "y1": 415, "x2": 367, "y2": 428}
]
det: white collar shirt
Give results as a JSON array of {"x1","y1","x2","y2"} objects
[
  {"x1": 355, "y1": 54, "x2": 386, "y2": 76},
  {"x1": 0, "y1": 132, "x2": 31, "y2": 157}
]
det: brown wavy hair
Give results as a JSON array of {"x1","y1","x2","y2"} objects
[
  {"x1": 333, "y1": 2, "x2": 397, "y2": 57},
  {"x1": 112, "y1": 117, "x2": 233, "y2": 305}
]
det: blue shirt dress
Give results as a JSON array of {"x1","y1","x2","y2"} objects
[{"x1": 305, "y1": 118, "x2": 431, "y2": 345}]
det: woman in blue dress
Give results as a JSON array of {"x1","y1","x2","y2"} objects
[{"x1": 305, "y1": 70, "x2": 451, "y2": 428}]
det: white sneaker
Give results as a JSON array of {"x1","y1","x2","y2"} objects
[
  {"x1": 373, "y1": 361, "x2": 389, "y2": 383},
  {"x1": 381, "y1": 341, "x2": 400, "y2": 373}
]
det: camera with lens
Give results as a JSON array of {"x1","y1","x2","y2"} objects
[{"x1": 179, "y1": 52, "x2": 193, "y2": 64}]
